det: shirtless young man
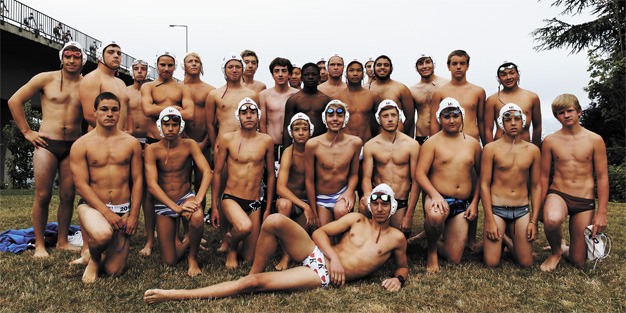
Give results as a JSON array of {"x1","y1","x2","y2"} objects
[
  {"x1": 364, "y1": 56, "x2": 375, "y2": 89},
  {"x1": 144, "y1": 107, "x2": 212, "y2": 276},
  {"x1": 481, "y1": 104, "x2": 540, "y2": 268},
  {"x1": 144, "y1": 183, "x2": 409, "y2": 303},
  {"x1": 318, "y1": 55, "x2": 349, "y2": 103},
  {"x1": 540, "y1": 94, "x2": 609, "y2": 272},
  {"x1": 127, "y1": 59, "x2": 152, "y2": 145},
  {"x1": 484, "y1": 62, "x2": 542, "y2": 147},
  {"x1": 416, "y1": 98, "x2": 481, "y2": 273},
  {"x1": 317, "y1": 58, "x2": 328, "y2": 84},
  {"x1": 369, "y1": 55, "x2": 415, "y2": 137},
  {"x1": 281, "y1": 63, "x2": 331, "y2": 149},
  {"x1": 274, "y1": 113, "x2": 318, "y2": 270},
  {"x1": 140, "y1": 51, "x2": 194, "y2": 254},
  {"x1": 429, "y1": 50, "x2": 486, "y2": 143},
  {"x1": 70, "y1": 92, "x2": 142, "y2": 283},
  {"x1": 241, "y1": 49, "x2": 267, "y2": 93},
  {"x1": 7, "y1": 41, "x2": 85, "y2": 257},
  {"x1": 409, "y1": 53, "x2": 449, "y2": 145},
  {"x1": 429, "y1": 50, "x2": 486, "y2": 251},
  {"x1": 289, "y1": 64, "x2": 302, "y2": 89},
  {"x1": 361, "y1": 100, "x2": 420, "y2": 237},
  {"x1": 79, "y1": 40, "x2": 131, "y2": 132},
  {"x1": 211, "y1": 98, "x2": 275, "y2": 269},
  {"x1": 206, "y1": 54, "x2": 259, "y2": 149},
  {"x1": 305, "y1": 100, "x2": 362, "y2": 226},
  {"x1": 182, "y1": 52, "x2": 215, "y2": 210},
  {"x1": 344, "y1": 59, "x2": 382, "y2": 142},
  {"x1": 259, "y1": 57, "x2": 298, "y2": 163}
]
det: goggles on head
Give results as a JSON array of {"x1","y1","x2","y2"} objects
[
  {"x1": 440, "y1": 109, "x2": 462, "y2": 119},
  {"x1": 239, "y1": 103, "x2": 258, "y2": 113},
  {"x1": 63, "y1": 50, "x2": 82, "y2": 58},
  {"x1": 502, "y1": 111, "x2": 522, "y2": 119},
  {"x1": 498, "y1": 64, "x2": 517, "y2": 73},
  {"x1": 370, "y1": 193, "x2": 391, "y2": 203},
  {"x1": 326, "y1": 107, "x2": 345, "y2": 115},
  {"x1": 161, "y1": 115, "x2": 181, "y2": 123}
]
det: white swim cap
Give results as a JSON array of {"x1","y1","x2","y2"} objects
[
  {"x1": 155, "y1": 50, "x2": 177, "y2": 68},
  {"x1": 497, "y1": 103, "x2": 526, "y2": 132},
  {"x1": 327, "y1": 54, "x2": 344, "y2": 65},
  {"x1": 322, "y1": 100, "x2": 350, "y2": 128},
  {"x1": 221, "y1": 53, "x2": 245, "y2": 74},
  {"x1": 96, "y1": 40, "x2": 120, "y2": 64},
  {"x1": 288, "y1": 112, "x2": 314, "y2": 138},
  {"x1": 375, "y1": 99, "x2": 406, "y2": 125},
  {"x1": 436, "y1": 97, "x2": 465, "y2": 124},
  {"x1": 235, "y1": 97, "x2": 261, "y2": 125},
  {"x1": 157, "y1": 107, "x2": 185, "y2": 138},
  {"x1": 59, "y1": 41, "x2": 86, "y2": 66},
  {"x1": 367, "y1": 183, "x2": 398, "y2": 219}
]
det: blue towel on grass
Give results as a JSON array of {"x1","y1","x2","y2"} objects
[{"x1": 0, "y1": 222, "x2": 80, "y2": 254}]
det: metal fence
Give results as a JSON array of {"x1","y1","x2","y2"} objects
[{"x1": 1, "y1": 0, "x2": 156, "y2": 79}]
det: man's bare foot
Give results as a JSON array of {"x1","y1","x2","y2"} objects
[
  {"x1": 144, "y1": 289, "x2": 173, "y2": 304},
  {"x1": 426, "y1": 252, "x2": 440, "y2": 274},
  {"x1": 69, "y1": 250, "x2": 90, "y2": 265},
  {"x1": 540, "y1": 253, "x2": 562, "y2": 272},
  {"x1": 33, "y1": 245, "x2": 50, "y2": 258},
  {"x1": 82, "y1": 260, "x2": 99, "y2": 283},
  {"x1": 275, "y1": 254, "x2": 290, "y2": 271},
  {"x1": 542, "y1": 239, "x2": 567, "y2": 252},
  {"x1": 217, "y1": 232, "x2": 232, "y2": 253},
  {"x1": 56, "y1": 242, "x2": 81, "y2": 252},
  {"x1": 139, "y1": 244, "x2": 152, "y2": 257},
  {"x1": 187, "y1": 258, "x2": 202, "y2": 277},
  {"x1": 407, "y1": 231, "x2": 426, "y2": 245},
  {"x1": 225, "y1": 250, "x2": 238, "y2": 269}
]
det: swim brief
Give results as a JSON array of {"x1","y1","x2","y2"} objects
[
  {"x1": 415, "y1": 136, "x2": 428, "y2": 146},
  {"x1": 78, "y1": 198, "x2": 130, "y2": 216},
  {"x1": 273, "y1": 144, "x2": 282, "y2": 164},
  {"x1": 397, "y1": 198, "x2": 408, "y2": 209},
  {"x1": 301, "y1": 246, "x2": 330, "y2": 288},
  {"x1": 441, "y1": 195, "x2": 470, "y2": 220},
  {"x1": 491, "y1": 205, "x2": 530, "y2": 224},
  {"x1": 221, "y1": 193, "x2": 262, "y2": 215},
  {"x1": 547, "y1": 189, "x2": 595, "y2": 215},
  {"x1": 135, "y1": 137, "x2": 146, "y2": 149},
  {"x1": 154, "y1": 191, "x2": 196, "y2": 218},
  {"x1": 42, "y1": 138, "x2": 74, "y2": 161},
  {"x1": 146, "y1": 136, "x2": 160, "y2": 145},
  {"x1": 316, "y1": 185, "x2": 348, "y2": 213}
]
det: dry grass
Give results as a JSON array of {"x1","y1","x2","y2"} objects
[{"x1": 0, "y1": 189, "x2": 624, "y2": 312}]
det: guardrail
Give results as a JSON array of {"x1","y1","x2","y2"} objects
[{"x1": 1, "y1": 0, "x2": 156, "y2": 79}]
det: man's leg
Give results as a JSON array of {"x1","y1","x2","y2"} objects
[
  {"x1": 101, "y1": 214, "x2": 131, "y2": 277},
  {"x1": 139, "y1": 194, "x2": 155, "y2": 256},
  {"x1": 540, "y1": 194, "x2": 568, "y2": 272},
  {"x1": 77, "y1": 204, "x2": 114, "y2": 283},
  {"x1": 317, "y1": 205, "x2": 333, "y2": 227},
  {"x1": 241, "y1": 209, "x2": 262, "y2": 263},
  {"x1": 510, "y1": 214, "x2": 533, "y2": 268},
  {"x1": 566, "y1": 210, "x2": 594, "y2": 267},
  {"x1": 423, "y1": 196, "x2": 446, "y2": 273},
  {"x1": 187, "y1": 208, "x2": 205, "y2": 276},
  {"x1": 31, "y1": 148, "x2": 59, "y2": 258},
  {"x1": 222, "y1": 199, "x2": 253, "y2": 269},
  {"x1": 441, "y1": 213, "x2": 470, "y2": 264},
  {"x1": 483, "y1": 216, "x2": 506, "y2": 268},
  {"x1": 250, "y1": 213, "x2": 316, "y2": 274},
  {"x1": 55, "y1": 157, "x2": 78, "y2": 251},
  {"x1": 156, "y1": 214, "x2": 188, "y2": 266}
]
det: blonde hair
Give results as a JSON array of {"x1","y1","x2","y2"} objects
[
  {"x1": 183, "y1": 52, "x2": 203, "y2": 75},
  {"x1": 551, "y1": 93, "x2": 581, "y2": 117}
]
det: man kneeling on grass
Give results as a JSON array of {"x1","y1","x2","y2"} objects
[{"x1": 144, "y1": 183, "x2": 409, "y2": 303}]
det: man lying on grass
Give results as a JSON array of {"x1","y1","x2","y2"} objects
[{"x1": 144, "y1": 183, "x2": 409, "y2": 303}]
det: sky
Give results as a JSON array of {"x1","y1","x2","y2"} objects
[{"x1": 20, "y1": 0, "x2": 597, "y2": 134}]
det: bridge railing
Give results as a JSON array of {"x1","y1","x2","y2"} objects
[{"x1": 1, "y1": 0, "x2": 156, "y2": 79}]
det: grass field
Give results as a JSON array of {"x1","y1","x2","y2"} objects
[{"x1": 0, "y1": 189, "x2": 624, "y2": 312}]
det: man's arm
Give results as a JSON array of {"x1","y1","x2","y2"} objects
[
  {"x1": 7, "y1": 73, "x2": 50, "y2": 147},
  {"x1": 528, "y1": 146, "x2": 542, "y2": 241},
  {"x1": 361, "y1": 142, "x2": 375, "y2": 197},
  {"x1": 381, "y1": 235, "x2": 409, "y2": 292},
  {"x1": 140, "y1": 84, "x2": 161, "y2": 118},
  {"x1": 126, "y1": 139, "x2": 143, "y2": 235},
  {"x1": 465, "y1": 141, "x2": 482, "y2": 221},
  {"x1": 144, "y1": 145, "x2": 192, "y2": 214},
  {"x1": 262, "y1": 137, "x2": 276, "y2": 220},
  {"x1": 429, "y1": 91, "x2": 442, "y2": 136},
  {"x1": 210, "y1": 134, "x2": 229, "y2": 227},
  {"x1": 483, "y1": 96, "x2": 496, "y2": 144},
  {"x1": 179, "y1": 85, "x2": 195, "y2": 121},
  {"x1": 479, "y1": 144, "x2": 499, "y2": 241},
  {"x1": 530, "y1": 94, "x2": 542, "y2": 147},
  {"x1": 304, "y1": 140, "x2": 318, "y2": 220},
  {"x1": 539, "y1": 138, "x2": 553, "y2": 205},
  {"x1": 281, "y1": 97, "x2": 296, "y2": 150},
  {"x1": 476, "y1": 88, "x2": 487, "y2": 145},
  {"x1": 79, "y1": 75, "x2": 100, "y2": 127},
  {"x1": 370, "y1": 94, "x2": 383, "y2": 137},
  {"x1": 70, "y1": 139, "x2": 124, "y2": 230},
  {"x1": 415, "y1": 140, "x2": 448, "y2": 213},
  {"x1": 400, "y1": 86, "x2": 415, "y2": 138},
  {"x1": 258, "y1": 91, "x2": 268, "y2": 134},
  {"x1": 337, "y1": 138, "x2": 362, "y2": 214},
  {"x1": 276, "y1": 147, "x2": 317, "y2": 227},
  {"x1": 189, "y1": 140, "x2": 213, "y2": 201},
  {"x1": 205, "y1": 90, "x2": 218, "y2": 148},
  {"x1": 592, "y1": 135, "x2": 609, "y2": 236},
  {"x1": 402, "y1": 142, "x2": 421, "y2": 233}
]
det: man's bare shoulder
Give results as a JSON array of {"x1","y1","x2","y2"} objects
[
  {"x1": 467, "y1": 82, "x2": 486, "y2": 94},
  {"x1": 257, "y1": 132, "x2": 274, "y2": 144},
  {"x1": 396, "y1": 132, "x2": 418, "y2": 147},
  {"x1": 209, "y1": 85, "x2": 227, "y2": 96},
  {"x1": 305, "y1": 136, "x2": 321, "y2": 149},
  {"x1": 346, "y1": 133, "x2": 363, "y2": 146}
]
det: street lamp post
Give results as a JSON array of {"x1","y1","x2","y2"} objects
[{"x1": 169, "y1": 24, "x2": 188, "y2": 53}]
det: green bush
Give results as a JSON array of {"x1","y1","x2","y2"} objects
[
  {"x1": 2, "y1": 102, "x2": 41, "y2": 189},
  {"x1": 608, "y1": 162, "x2": 626, "y2": 202}
]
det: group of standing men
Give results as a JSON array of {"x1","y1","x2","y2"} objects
[{"x1": 7, "y1": 40, "x2": 609, "y2": 298}]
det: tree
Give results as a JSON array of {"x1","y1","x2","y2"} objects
[{"x1": 2, "y1": 102, "x2": 41, "y2": 188}]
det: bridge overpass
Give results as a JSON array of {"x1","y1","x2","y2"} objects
[{"x1": 0, "y1": 0, "x2": 156, "y2": 186}]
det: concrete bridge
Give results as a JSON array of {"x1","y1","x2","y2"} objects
[{"x1": 0, "y1": 0, "x2": 156, "y2": 186}]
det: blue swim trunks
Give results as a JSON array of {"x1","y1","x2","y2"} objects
[
  {"x1": 154, "y1": 191, "x2": 196, "y2": 218},
  {"x1": 316, "y1": 185, "x2": 348, "y2": 213}
]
